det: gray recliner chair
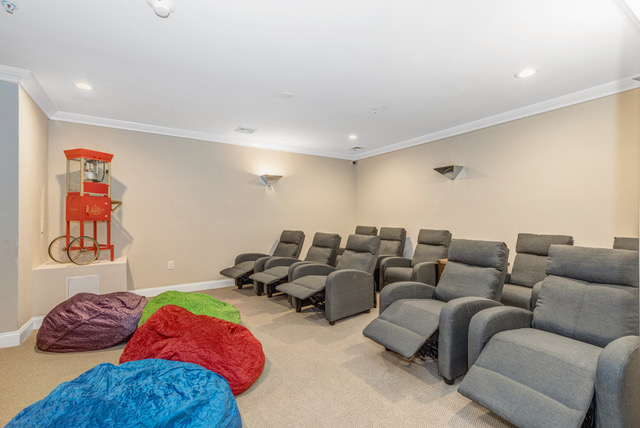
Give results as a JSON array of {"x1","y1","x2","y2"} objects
[
  {"x1": 335, "y1": 225, "x2": 377, "y2": 265},
  {"x1": 500, "y1": 233, "x2": 573, "y2": 310},
  {"x1": 363, "y1": 239, "x2": 509, "y2": 384},
  {"x1": 373, "y1": 227, "x2": 407, "y2": 290},
  {"x1": 379, "y1": 229, "x2": 452, "y2": 289},
  {"x1": 613, "y1": 236, "x2": 639, "y2": 251},
  {"x1": 459, "y1": 245, "x2": 639, "y2": 428},
  {"x1": 220, "y1": 230, "x2": 305, "y2": 288},
  {"x1": 276, "y1": 234, "x2": 380, "y2": 325},
  {"x1": 249, "y1": 232, "x2": 342, "y2": 297}
]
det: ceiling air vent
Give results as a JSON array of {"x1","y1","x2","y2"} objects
[
  {"x1": 235, "y1": 127, "x2": 257, "y2": 134},
  {"x1": 349, "y1": 146, "x2": 364, "y2": 151}
]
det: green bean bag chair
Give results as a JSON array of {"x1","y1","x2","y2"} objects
[{"x1": 138, "y1": 291, "x2": 240, "y2": 326}]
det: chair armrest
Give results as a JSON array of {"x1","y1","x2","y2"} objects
[
  {"x1": 438, "y1": 297, "x2": 504, "y2": 382},
  {"x1": 325, "y1": 270, "x2": 374, "y2": 322},
  {"x1": 504, "y1": 272, "x2": 511, "y2": 284},
  {"x1": 235, "y1": 252, "x2": 269, "y2": 264},
  {"x1": 253, "y1": 256, "x2": 272, "y2": 274},
  {"x1": 379, "y1": 257, "x2": 412, "y2": 288},
  {"x1": 380, "y1": 257, "x2": 412, "y2": 270},
  {"x1": 378, "y1": 281, "x2": 435, "y2": 314},
  {"x1": 290, "y1": 263, "x2": 335, "y2": 280},
  {"x1": 596, "y1": 335, "x2": 640, "y2": 428},
  {"x1": 467, "y1": 306, "x2": 533, "y2": 367},
  {"x1": 411, "y1": 262, "x2": 438, "y2": 285},
  {"x1": 530, "y1": 280, "x2": 544, "y2": 310},
  {"x1": 285, "y1": 261, "x2": 312, "y2": 281},
  {"x1": 264, "y1": 256, "x2": 301, "y2": 270}
]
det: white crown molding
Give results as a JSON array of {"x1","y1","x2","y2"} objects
[
  {"x1": 0, "y1": 64, "x2": 30, "y2": 83},
  {"x1": 20, "y1": 73, "x2": 57, "y2": 117},
  {"x1": 4, "y1": 62, "x2": 637, "y2": 162},
  {"x1": 51, "y1": 111, "x2": 353, "y2": 160},
  {"x1": 355, "y1": 77, "x2": 640, "y2": 160},
  {"x1": 0, "y1": 316, "x2": 44, "y2": 349},
  {"x1": 0, "y1": 64, "x2": 57, "y2": 117},
  {"x1": 611, "y1": 0, "x2": 640, "y2": 37}
]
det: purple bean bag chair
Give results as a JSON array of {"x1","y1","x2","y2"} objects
[
  {"x1": 120, "y1": 305, "x2": 265, "y2": 395},
  {"x1": 36, "y1": 292, "x2": 148, "y2": 352}
]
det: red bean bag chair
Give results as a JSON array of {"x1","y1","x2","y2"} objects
[
  {"x1": 120, "y1": 305, "x2": 265, "y2": 395},
  {"x1": 37, "y1": 292, "x2": 148, "y2": 352}
]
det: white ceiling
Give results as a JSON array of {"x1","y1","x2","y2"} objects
[{"x1": 1, "y1": 0, "x2": 639, "y2": 160}]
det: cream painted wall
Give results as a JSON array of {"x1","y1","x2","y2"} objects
[
  {"x1": 355, "y1": 89, "x2": 640, "y2": 258},
  {"x1": 18, "y1": 87, "x2": 49, "y2": 327},
  {"x1": 48, "y1": 122, "x2": 357, "y2": 290},
  {"x1": 0, "y1": 81, "x2": 19, "y2": 332}
]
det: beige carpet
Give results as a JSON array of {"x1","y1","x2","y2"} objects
[{"x1": 0, "y1": 286, "x2": 514, "y2": 427}]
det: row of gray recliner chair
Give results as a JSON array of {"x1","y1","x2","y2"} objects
[
  {"x1": 221, "y1": 228, "x2": 639, "y2": 428},
  {"x1": 220, "y1": 229, "x2": 382, "y2": 324}
]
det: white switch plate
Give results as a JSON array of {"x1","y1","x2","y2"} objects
[{"x1": 168, "y1": 261, "x2": 174, "y2": 270}]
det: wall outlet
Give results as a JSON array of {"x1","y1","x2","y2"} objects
[{"x1": 168, "y1": 261, "x2": 174, "y2": 270}]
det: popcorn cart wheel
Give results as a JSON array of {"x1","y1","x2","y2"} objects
[
  {"x1": 48, "y1": 235, "x2": 75, "y2": 263},
  {"x1": 48, "y1": 235, "x2": 101, "y2": 265}
]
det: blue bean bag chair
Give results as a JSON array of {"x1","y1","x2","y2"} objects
[{"x1": 6, "y1": 359, "x2": 242, "y2": 428}]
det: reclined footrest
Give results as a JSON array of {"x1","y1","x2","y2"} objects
[
  {"x1": 309, "y1": 295, "x2": 325, "y2": 310},
  {"x1": 418, "y1": 339, "x2": 438, "y2": 360}
]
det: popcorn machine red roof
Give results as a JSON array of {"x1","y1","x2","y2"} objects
[{"x1": 48, "y1": 149, "x2": 122, "y2": 265}]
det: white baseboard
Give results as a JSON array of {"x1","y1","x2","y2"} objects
[
  {"x1": 0, "y1": 279, "x2": 234, "y2": 348},
  {"x1": 131, "y1": 278, "x2": 234, "y2": 298},
  {"x1": 0, "y1": 316, "x2": 44, "y2": 349}
]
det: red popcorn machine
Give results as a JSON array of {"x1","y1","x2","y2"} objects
[{"x1": 48, "y1": 148, "x2": 122, "y2": 265}]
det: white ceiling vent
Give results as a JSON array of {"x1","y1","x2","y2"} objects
[
  {"x1": 349, "y1": 146, "x2": 364, "y2": 151},
  {"x1": 235, "y1": 127, "x2": 257, "y2": 134}
]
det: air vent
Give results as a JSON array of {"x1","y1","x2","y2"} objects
[
  {"x1": 349, "y1": 146, "x2": 364, "y2": 151},
  {"x1": 633, "y1": 76, "x2": 640, "y2": 82},
  {"x1": 235, "y1": 127, "x2": 257, "y2": 134}
]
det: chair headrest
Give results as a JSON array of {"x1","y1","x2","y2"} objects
[
  {"x1": 417, "y1": 229, "x2": 452, "y2": 247},
  {"x1": 448, "y1": 239, "x2": 508, "y2": 270},
  {"x1": 311, "y1": 232, "x2": 341, "y2": 249},
  {"x1": 516, "y1": 233, "x2": 573, "y2": 256},
  {"x1": 379, "y1": 227, "x2": 406, "y2": 242},
  {"x1": 279, "y1": 230, "x2": 305, "y2": 245},
  {"x1": 546, "y1": 245, "x2": 639, "y2": 287},
  {"x1": 345, "y1": 234, "x2": 380, "y2": 254},
  {"x1": 354, "y1": 225, "x2": 378, "y2": 236},
  {"x1": 613, "y1": 236, "x2": 639, "y2": 251}
]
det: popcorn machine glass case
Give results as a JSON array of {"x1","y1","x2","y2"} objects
[{"x1": 48, "y1": 149, "x2": 120, "y2": 265}]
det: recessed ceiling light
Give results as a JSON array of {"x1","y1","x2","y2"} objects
[
  {"x1": 74, "y1": 82, "x2": 94, "y2": 91},
  {"x1": 279, "y1": 91, "x2": 294, "y2": 99},
  {"x1": 514, "y1": 68, "x2": 539, "y2": 79},
  {"x1": 147, "y1": 0, "x2": 175, "y2": 18},
  {"x1": 348, "y1": 134, "x2": 358, "y2": 140}
]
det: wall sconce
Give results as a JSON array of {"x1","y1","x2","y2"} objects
[
  {"x1": 259, "y1": 174, "x2": 282, "y2": 189},
  {"x1": 434, "y1": 165, "x2": 464, "y2": 180}
]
